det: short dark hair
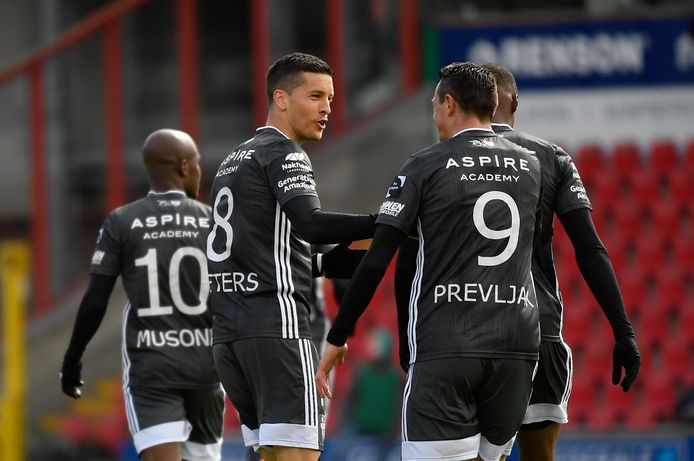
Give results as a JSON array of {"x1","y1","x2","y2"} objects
[
  {"x1": 481, "y1": 63, "x2": 518, "y2": 99},
  {"x1": 266, "y1": 52, "x2": 334, "y2": 103},
  {"x1": 437, "y1": 62, "x2": 497, "y2": 120}
]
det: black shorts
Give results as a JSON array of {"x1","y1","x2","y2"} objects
[
  {"x1": 123, "y1": 385, "x2": 224, "y2": 460},
  {"x1": 522, "y1": 341, "x2": 572, "y2": 425},
  {"x1": 402, "y1": 357, "x2": 536, "y2": 461},
  {"x1": 213, "y1": 337, "x2": 325, "y2": 451}
]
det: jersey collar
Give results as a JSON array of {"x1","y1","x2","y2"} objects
[
  {"x1": 451, "y1": 127, "x2": 496, "y2": 138},
  {"x1": 491, "y1": 123, "x2": 514, "y2": 132},
  {"x1": 257, "y1": 125, "x2": 291, "y2": 139},
  {"x1": 148, "y1": 189, "x2": 187, "y2": 197}
]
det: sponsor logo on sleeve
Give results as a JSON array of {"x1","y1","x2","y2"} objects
[
  {"x1": 91, "y1": 250, "x2": 105, "y2": 265},
  {"x1": 379, "y1": 201, "x2": 406, "y2": 217},
  {"x1": 285, "y1": 152, "x2": 307, "y2": 162},
  {"x1": 385, "y1": 175, "x2": 407, "y2": 198}
]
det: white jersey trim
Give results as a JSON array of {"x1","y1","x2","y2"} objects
[
  {"x1": 122, "y1": 301, "x2": 138, "y2": 433},
  {"x1": 402, "y1": 433, "x2": 480, "y2": 460},
  {"x1": 181, "y1": 438, "x2": 223, "y2": 461},
  {"x1": 258, "y1": 422, "x2": 321, "y2": 450},
  {"x1": 408, "y1": 220, "x2": 425, "y2": 364},
  {"x1": 132, "y1": 420, "x2": 192, "y2": 454},
  {"x1": 274, "y1": 204, "x2": 299, "y2": 339}
]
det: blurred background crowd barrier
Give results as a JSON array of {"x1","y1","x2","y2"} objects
[{"x1": 0, "y1": 0, "x2": 692, "y2": 459}]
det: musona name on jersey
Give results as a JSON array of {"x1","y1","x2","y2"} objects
[
  {"x1": 434, "y1": 283, "x2": 534, "y2": 307},
  {"x1": 137, "y1": 328, "x2": 213, "y2": 348}
]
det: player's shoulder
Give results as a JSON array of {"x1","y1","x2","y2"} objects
[
  {"x1": 252, "y1": 127, "x2": 306, "y2": 163},
  {"x1": 509, "y1": 130, "x2": 569, "y2": 159},
  {"x1": 182, "y1": 197, "x2": 212, "y2": 216}
]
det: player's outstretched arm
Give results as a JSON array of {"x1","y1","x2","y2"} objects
[
  {"x1": 316, "y1": 224, "x2": 405, "y2": 397},
  {"x1": 283, "y1": 195, "x2": 376, "y2": 244},
  {"x1": 312, "y1": 243, "x2": 367, "y2": 279},
  {"x1": 60, "y1": 274, "x2": 117, "y2": 398},
  {"x1": 559, "y1": 208, "x2": 641, "y2": 391}
]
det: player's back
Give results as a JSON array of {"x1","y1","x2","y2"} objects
[
  {"x1": 92, "y1": 191, "x2": 217, "y2": 388},
  {"x1": 207, "y1": 127, "x2": 315, "y2": 344},
  {"x1": 401, "y1": 129, "x2": 542, "y2": 362},
  {"x1": 493, "y1": 124, "x2": 592, "y2": 342}
]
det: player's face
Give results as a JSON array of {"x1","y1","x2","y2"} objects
[
  {"x1": 184, "y1": 151, "x2": 202, "y2": 198},
  {"x1": 285, "y1": 72, "x2": 333, "y2": 143},
  {"x1": 431, "y1": 82, "x2": 451, "y2": 142}
]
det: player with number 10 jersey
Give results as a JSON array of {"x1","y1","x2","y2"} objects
[{"x1": 92, "y1": 192, "x2": 217, "y2": 388}]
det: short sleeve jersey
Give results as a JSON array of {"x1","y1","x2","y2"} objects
[
  {"x1": 377, "y1": 129, "x2": 542, "y2": 362},
  {"x1": 493, "y1": 124, "x2": 592, "y2": 341},
  {"x1": 90, "y1": 191, "x2": 218, "y2": 389},
  {"x1": 207, "y1": 126, "x2": 318, "y2": 343}
]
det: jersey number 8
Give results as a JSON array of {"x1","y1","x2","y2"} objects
[{"x1": 207, "y1": 187, "x2": 233, "y2": 262}]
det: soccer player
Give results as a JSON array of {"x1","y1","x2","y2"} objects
[
  {"x1": 317, "y1": 62, "x2": 543, "y2": 461},
  {"x1": 207, "y1": 52, "x2": 375, "y2": 461},
  {"x1": 481, "y1": 63, "x2": 641, "y2": 461},
  {"x1": 60, "y1": 129, "x2": 224, "y2": 461}
]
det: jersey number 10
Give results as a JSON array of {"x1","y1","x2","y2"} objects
[{"x1": 135, "y1": 247, "x2": 209, "y2": 317}]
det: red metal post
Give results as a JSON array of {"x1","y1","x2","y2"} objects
[
  {"x1": 400, "y1": 0, "x2": 420, "y2": 93},
  {"x1": 103, "y1": 20, "x2": 126, "y2": 211},
  {"x1": 177, "y1": 0, "x2": 199, "y2": 140},
  {"x1": 250, "y1": 0, "x2": 270, "y2": 128},
  {"x1": 29, "y1": 65, "x2": 50, "y2": 314},
  {"x1": 326, "y1": 0, "x2": 346, "y2": 133}
]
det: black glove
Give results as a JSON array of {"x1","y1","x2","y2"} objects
[
  {"x1": 612, "y1": 335, "x2": 641, "y2": 392},
  {"x1": 60, "y1": 357, "x2": 84, "y2": 399},
  {"x1": 314, "y1": 243, "x2": 367, "y2": 279}
]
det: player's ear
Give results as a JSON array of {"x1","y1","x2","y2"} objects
[
  {"x1": 444, "y1": 93, "x2": 456, "y2": 116},
  {"x1": 511, "y1": 93, "x2": 519, "y2": 115},
  {"x1": 179, "y1": 158, "x2": 189, "y2": 177},
  {"x1": 273, "y1": 89, "x2": 288, "y2": 111}
]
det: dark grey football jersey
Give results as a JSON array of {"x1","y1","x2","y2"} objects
[
  {"x1": 207, "y1": 126, "x2": 318, "y2": 343},
  {"x1": 493, "y1": 123, "x2": 592, "y2": 342},
  {"x1": 90, "y1": 190, "x2": 218, "y2": 388},
  {"x1": 377, "y1": 128, "x2": 542, "y2": 362}
]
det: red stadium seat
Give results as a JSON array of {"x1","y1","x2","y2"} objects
[
  {"x1": 562, "y1": 300, "x2": 594, "y2": 349},
  {"x1": 649, "y1": 201, "x2": 682, "y2": 236},
  {"x1": 591, "y1": 174, "x2": 624, "y2": 210},
  {"x1": 668, "y1": 170, "x2": 694, "y2": 211},
  {"x1": 575, "y1": 144, "x2": 606, "y2": 181},
  {"x1": 635, "y1": 302, "x2": 671, "y2": 349},
  {"x1": 617, "y1": 267, "x2": 648, "y2": 313},
  {"x1": 643, "y1": 371, "x2": 677, "y2": 420},
  {"x1": 672, "y1": 238, "x2": 694, "y2": 274},
  {"x1": 634, "y1": 233, "x2": 667, "y2": 274},
  {"x1": 610, "y1": 142, "x2": 642, "y2": 180},
  {"x1": 676, "y1": 303, "x2": 694, "y2": 340},
  {"x1": 568, "y1": 373, "x2": 596, "y2": 424},
  {"x1": 660, "y1": 335, "x2": 693, "y2": 383},
  {"x1": 649, "y1": 140, "x2": 679, "y2": 179},
  {"x1": 613, "y1": 201, "x2": 644, "y2": 240},
  {"x1": 685, "y1": 139, "x2": 694, "y2": 173},
  {"x1": 654, "y1": 267, "x2": 686, "y2": 310},
  {"x1": 625, "y1": 171, "x2": 660, "y2": 210}
]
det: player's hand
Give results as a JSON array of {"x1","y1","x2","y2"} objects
[
  {"x1": 321, "y1": 243, "x2": 367, "y2": 279},
  {"x1": 315, "y1": 343, "x2": 348, "y2": 399},
  {"x1": 612, "y1": 335, "x2": 641, "y2": 392},
  {"x1": 60, "y1": 358, "x2": 84, "y2": 399}
]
